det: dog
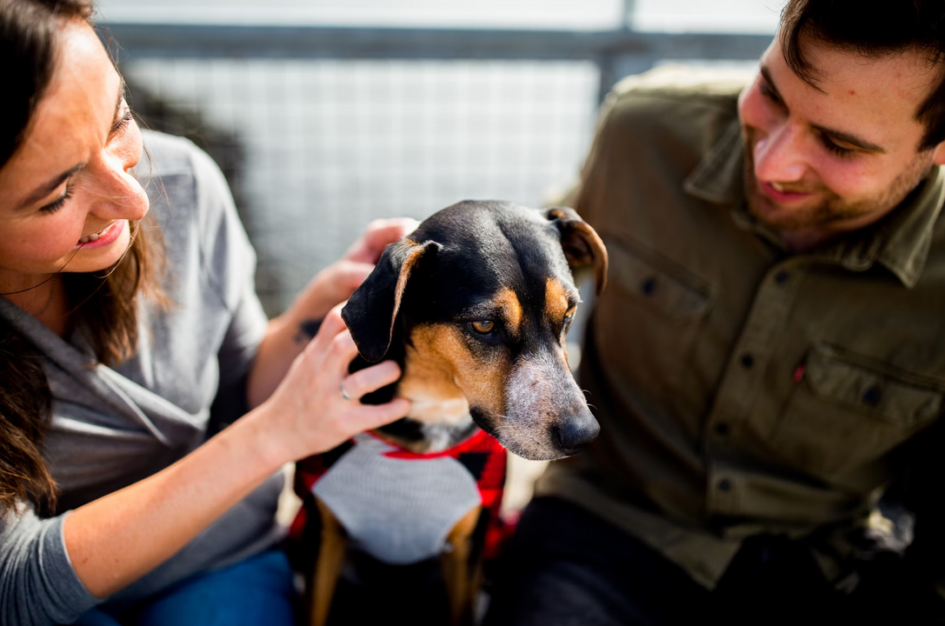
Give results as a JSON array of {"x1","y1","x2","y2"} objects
[{"x1": 291, "y1": 200, "x2": 608, "y2": 626}]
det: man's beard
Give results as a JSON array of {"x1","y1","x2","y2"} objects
[{"x1": 742, "y1": 131, "x2": 934, "y2": 234}]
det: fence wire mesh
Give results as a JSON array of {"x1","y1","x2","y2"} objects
[{"x1": 124, "y1": 59, "x2": 599, "y2": 315}]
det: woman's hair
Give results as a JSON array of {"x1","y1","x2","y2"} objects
[{"x1": 0, "y1": 0, "x2": 164, "y2": 516}]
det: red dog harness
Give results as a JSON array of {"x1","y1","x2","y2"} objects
[{"x1": 291, "y1": 429, "x2": 509, "y2": 564}]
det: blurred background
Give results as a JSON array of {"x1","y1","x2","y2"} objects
[
  {"x1": 97, "y1": 0, "x2": 780, "y2": 315},
  {"x1": 95, "y1": 0, "x2": 781, "y2": 513}
]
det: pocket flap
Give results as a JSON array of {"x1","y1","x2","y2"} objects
[
  {"x1": 606, "y1": 237, "x2": 711, "y2": 319},
  {"x1": 806, "y1": 344, "x2": 944, "y2": 426}
]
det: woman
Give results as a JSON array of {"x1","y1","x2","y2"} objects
[{"x1": 0, "y1": 1, "x2": 412, "y2": 624}]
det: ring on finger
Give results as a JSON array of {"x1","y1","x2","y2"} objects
[{"x1": 340, "y1": 381, "x2": 353, "y2": 401}]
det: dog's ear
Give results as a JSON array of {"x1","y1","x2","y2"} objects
[
  {"x1": 342, "y1": 239, "x2": 441, "y2": 362},
  {"x1": 544, "y1": 207, "x2": 608, "y2": 295}
]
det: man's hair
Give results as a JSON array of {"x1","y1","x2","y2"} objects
[{"x1": 781, "y1": 0, "x2": 945, "y2": 150}]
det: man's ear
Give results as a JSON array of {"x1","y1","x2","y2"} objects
[
  {"x1": 932, "y1": 140, "x2": 945, "y2": 166},
  {"x1": 544, "y1": 207, "x2": 609, "y2": 295},
  {"x1": 341, "y1": 239, "x2": 441, "y2": 362}
]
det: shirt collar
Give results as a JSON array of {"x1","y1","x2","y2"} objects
[
  {"x1": 683, "y1": 118, "x2": 945, "y2": 288},
  {"x1": 683, "y1": 119, "x2": 745, "y2": 206}
]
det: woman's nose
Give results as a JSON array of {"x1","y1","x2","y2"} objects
[{"x1": 86, "y1": 152, "x2": 149, "y2": 221}]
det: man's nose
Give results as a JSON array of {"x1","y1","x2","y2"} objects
[{"x1": 753, "y1": 121, "x2": 807, "y2": 184}]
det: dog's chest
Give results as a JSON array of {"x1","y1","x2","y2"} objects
[{"x1": 305, "y1": 431, "x2": 506, "y2": 565}]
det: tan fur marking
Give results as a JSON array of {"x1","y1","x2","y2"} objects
[
  {"x1": 390, "y1": 243, "x2": 426, "y2": 339},
  {"x1": 408, "y1": 324, "x2": 510, "y2": 418},
  {"x1": 397, "y1": 343, "x2": 471, "y2": 424},
  {"x1": 545, "y1": 278, "x2": 570, "y2": 322},
  {"x1": 494, "y1": 287, "x2": 523, "y2": 336},
  {"x1": 573, "y1": 221, "x2": 609, "y2": 295}
]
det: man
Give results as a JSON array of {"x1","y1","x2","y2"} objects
[{"x1": 486, "y1": 1, "x2": 945, "y2": 624}]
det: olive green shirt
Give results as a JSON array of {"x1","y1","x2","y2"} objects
[{"x1": 536, "y1": 67, "x2": 945, "y2": 588}]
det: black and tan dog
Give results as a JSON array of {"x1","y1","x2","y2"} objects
[{"x1": 297, "y1": 200, "x2": 608, "y2": 625}]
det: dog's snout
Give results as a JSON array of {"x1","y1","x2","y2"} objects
[{"x1": 551, "y1": 413, "x2": 600, "y2": 453}]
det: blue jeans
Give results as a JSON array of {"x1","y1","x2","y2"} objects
[{"x1": 74, "y1": 549, "x2": 296, "y2": 626}]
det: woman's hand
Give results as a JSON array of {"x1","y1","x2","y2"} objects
[
  {"x1": 257, "y1": 304, "x2": 410, "y2": 465},
  {"x1": 247, "y1": 218, "x2": 419, "y2": 408},
  {"x1": 64, "y1": 306, "x2": 407, "y2": 599},
  {"x1": 343, "y1": 217, "x2": 420, "y2": 264},
  {"x1": 297, "y1": 218, "x2": 421, "y2": 320},
  {"x1": 299, "y1": 259, "x2": 376, "y2": 322},
  {"x1": 64, "y1": 228, "x2": 417, "y2": 599}
]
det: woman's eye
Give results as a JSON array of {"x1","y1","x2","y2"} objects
[
  {"x1": 470, "y1": 320, "x2": 495, "y2": 334},
  {"x1": 110, "y1": 105, "x2": 134, "y2": 136},
  {"x1": 39, "y1": 184, "x2": 74, "y2": 214}
]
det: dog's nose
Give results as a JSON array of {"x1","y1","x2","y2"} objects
[{"x1": 551, "y1": 413, "x2": 600, "y2": 453}]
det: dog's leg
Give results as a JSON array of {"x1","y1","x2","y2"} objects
[
  {"x1": 309, "y1": 497, "x2": 347, "y2": 626},
  {"x1": 442, "y1": 505, "x2": 483, "y2": 626}
]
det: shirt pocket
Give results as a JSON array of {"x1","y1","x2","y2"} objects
[
  {"x1": 594, "y1": 235, "x2": 712, "y2": 393},
  {"x1": 773, "y1": 343, "x2": 945, "y2": 478},
  {"x1": 605, "y1": 236, "x2": 712, "y2": 320}
]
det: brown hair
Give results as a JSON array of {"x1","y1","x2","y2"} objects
[
  {"x1": 781, "y1": 0, "x2": 945, "y2": 151},
  {"x1": 0, "y1": 0, "x2": 164, "y2": 516}
]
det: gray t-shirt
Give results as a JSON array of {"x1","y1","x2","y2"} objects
[{"x1": 0, "y1": 131, "x2": 283, "y2": 626}]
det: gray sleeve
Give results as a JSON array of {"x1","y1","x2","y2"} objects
[
  {"x1": 189, "y1": 144, "x2": 269, "y2": 426},
  {"x1": 0, "y1": 135, "x2": 270, "y2": 624},
  {"x1": 0, "y1": 508, "x2": 98, "y2": 626}
]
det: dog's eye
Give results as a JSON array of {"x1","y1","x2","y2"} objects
[
  {"x1": 564, "y1": 306, "x2": 576, "y2": 322},
  {"x1": 470, "y1": 320, "x2": 496, "y2": 334}
]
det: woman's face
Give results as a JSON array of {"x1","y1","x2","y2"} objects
[{"x1": 0, "y1": 19, "x2": 148, "y2": 294}]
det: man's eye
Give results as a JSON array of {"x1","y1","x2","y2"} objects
[
  {"x1": 821, "y1": 134, "x2": 856, "y2": 158},
  {"x1": 470, "y1": 320, "x2": 495, "y2": 334}
]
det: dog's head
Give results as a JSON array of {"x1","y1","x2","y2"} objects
[{"x1": 342, "y1": 201, "x2": 607, "y2": 460}]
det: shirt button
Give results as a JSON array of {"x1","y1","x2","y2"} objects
[
  {"x1": 641, "y1": 277, "x2": 658, "y2": 296},
  {"x1": 740, "y1": 353, "x2": 754, "y2": 369},
  {"x1": 717, "y1": 478, "x2": 732, "y2": 492},
  {"x1": 714, "y1": 423, "x2": 730, "y2": 436},
  {"x1": 863, "y1": 385, "x2": 882, "y2": 407},
  {"x1": 775, "y1": 270, "x2": 790, "y2": 284}
]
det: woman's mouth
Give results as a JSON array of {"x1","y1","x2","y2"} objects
[{"x1": 76, "y1": 220, "x2": 125, "y2": 249}]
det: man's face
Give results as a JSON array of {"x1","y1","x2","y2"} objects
[{"x1": 737, "y1": 33, "x2": 945, "y2": 248}]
